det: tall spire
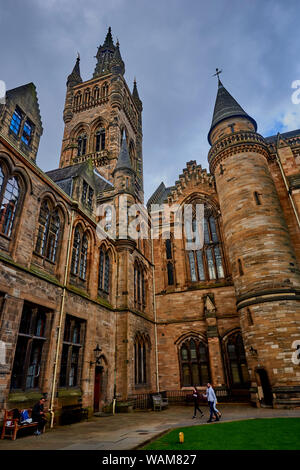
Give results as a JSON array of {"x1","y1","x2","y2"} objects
[
  {"x1": 67, "y1": 54, "x2": 82, "y2": 87},
  {"x1": 208, "y1": 77, "x2": 257, "y2": 145},
  {"x1": 93, "y1": 27, "x2": 117, "y2": 78},
  {"x1": 103, "y1": 26, "x2": 114, "y2": 48}
]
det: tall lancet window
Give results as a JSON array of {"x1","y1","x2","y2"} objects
[
  {"x1": 0, "y1": 169, "x2": 20, "y2": 238},
  {"x1": 77, "y1": 134, "x2": 87, "y2": 156},
  {"x1": 98, "y1": 247, "x2": 111, "y2": 296},
  {"x1": 35, "y1": 199, "x2": 61, "y2": 263},
  {"x1": 95, "y1": 128, "x2": 106, "y2": 152},
  {"x1": 71, "y1": 226, "x2": 89, "y2": 281},
  {"x1": 186, "y1": 203, "x2": 225, "y2": 283}
]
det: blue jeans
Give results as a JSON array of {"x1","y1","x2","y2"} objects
[{"x1": 208, "y1": 401, "x2": 218, "y2": 421}]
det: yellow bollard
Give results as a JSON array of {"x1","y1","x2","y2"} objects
[{"x1": 179, "y1": 432, "x2": 184, "y2": 443}]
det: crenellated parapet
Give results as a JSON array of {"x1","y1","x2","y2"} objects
[{"x1": 166, "y1": 160, "x2": 215, "y2": 204}]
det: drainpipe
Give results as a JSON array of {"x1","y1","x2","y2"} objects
[
  {"x1": 150, "y1": 231, "x2": 159, "y2": 393},
  {"x1": 49, "y1": 206, "x2": 75, "y2": 428},
  {"x1": 276, "y1": 133, "x2": 300, "y2": 229}
]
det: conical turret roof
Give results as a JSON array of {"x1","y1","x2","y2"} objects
[
  {"x1": 113, "y1": 133, "x2": 134, "y2": 174},
  {"x1": 67, "y1": 55, "x2": 82, "y2": 87},
  {"x1": 208, "y1": 78, "x2": 257, "y2": 145},
  {"x1": 132, "y1": 79, "x2": 140, "y2": 100}
]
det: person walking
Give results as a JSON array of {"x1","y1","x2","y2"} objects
[
  {"x1": 32, "y1": 397, "x2": 47, "y2": 435},
  {"x1": 203, "y1": 383, "x2": 219, "y2": 423},
  {"x1": 213, "y1": 397, "x2": 222, "y2": 419},
  {"x1": 191, "y1": 385, "x2": 204, "y2": 419}
]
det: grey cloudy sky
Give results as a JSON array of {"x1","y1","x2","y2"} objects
[{"x1": 1, "y1": 0, "x2": 300, "y2": 201}]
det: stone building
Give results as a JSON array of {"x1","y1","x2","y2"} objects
[{"x1": 0, "y1": 29, "x2": 299, "y2": 424}]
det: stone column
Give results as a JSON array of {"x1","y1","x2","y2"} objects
[{"x1": 203, "y1": 294, "x2": 225, "y2": 387}]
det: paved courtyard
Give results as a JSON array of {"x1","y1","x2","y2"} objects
[{"x1": 0, "y1": 404, "x2": 300, "y2": 450}]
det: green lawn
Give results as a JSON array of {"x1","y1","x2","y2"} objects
[{"x1": 142, "y1": 418, "x2": 300, "y2": 450}]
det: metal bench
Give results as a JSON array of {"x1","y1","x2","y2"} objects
[{"x1": 152, "y1": 394, "x2": 168, "y2": 411}]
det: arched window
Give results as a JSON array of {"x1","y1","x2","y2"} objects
[
  {"x1": 71, "y1": 226, "x2": 89, "y2": 281},
  {"x1": 179, "y1": 338, "x2": 210, "y2": 386},
  {"x1": 98, "y1": 247, "x2": 111, "y2": 296},
  {"x1": 134, "y1": 334, "x2": 149, "y2": 385},
  {"x1": 93, "y1": 86, "x2": 100, "y2": 101},
  {"x1": 79, "y1": 234, "x2": 88, "y2": 280},
  {"x1": 71, "y1": 226, "x2": 81, "y2": 275},
  {"x1": 186, "y1": 205, "x2": 225, "y2": 283},
  {"x1": 74, "y1": 92, "x2": 82, "y2": 108},
  {"x1": 35, "y1": 200, "x2": 61, "y2": 263},
  {"x1": 84, "y1": 88, "x2": 91, "y2": 105},
  {"x1": 102, "y1": 83, "x2": 109, "y2": 98},
  {"x1": 134, "y1": 262, "x2": 146, "y2": 311},
  {"x1": 0, "y1": 166, "x2": 20, "y2": 238},
  {"x1": 77, "y1": 134, "x2": 87, "y2": 156},
  {"x1": 225, "y1": 332, "x2": 250, "y2": 388},
  {"x1": 95, "y1": 128, "x2": 105, "y2": 152}
]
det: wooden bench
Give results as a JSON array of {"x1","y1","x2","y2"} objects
[
  {"x1": 1, "y1": 409, "x2": 40, "y2": 441},
  {"x1": 60, "y1": 404, "x2": 88, "y2": 425},
  {"x1": 152, "y1": 394, "x2": 168, "y2": 411}
]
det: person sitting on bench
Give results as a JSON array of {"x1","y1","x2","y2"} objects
[{"x1": 32, "y1": 397, "x2": 47, "y2": 435}]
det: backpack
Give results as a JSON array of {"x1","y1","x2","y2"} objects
[{"x1": 20, "y1": 409, "x2": 29, "y2": 422}]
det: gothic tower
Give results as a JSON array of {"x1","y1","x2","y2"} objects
[
  {"x1": 59, "y1": 27, "x2": 144, "y2": 202},
  {"x1": 207, "y1": 77, "x2": 300, "y2": 407}
]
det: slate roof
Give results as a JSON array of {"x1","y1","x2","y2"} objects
[
  {"x1": 264, "y1": 129, "x2": 300, "y2": 144},
  {"x1": 208, "y1": 79, "x2": 257, "y2": 145},
  {"x1": 46, "y1": 162, "x2": 114, "y2": 197},
  {"x1": 147, "y1": 182, "x2": 173, "y2": 209}
]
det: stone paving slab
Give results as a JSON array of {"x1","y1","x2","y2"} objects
[{"x1": 0, "y1": 404, "x2": 299, "y2": 450}]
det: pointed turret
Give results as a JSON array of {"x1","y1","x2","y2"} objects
[
  {"x1": 103, "y1": 26, "x2": 114, "y2": 48},
  {"x1": 111, "y1": 40, "x2": 125, "y2": 75},
  {"x1": 132, "y1": 79, "x2": 143, "y2": 114},
  {"x1": 132, "y1": 78, "x2": 140, "y2": 100},
  {"x1": 67, "y1": 54, "x2": 82, "y2": 87},
  {"x1": 208, "y1": 78, "x2": 257, "y2": 145},
  {"x1": 113, "y1": 133, "x2": 134, "y2": 175}
]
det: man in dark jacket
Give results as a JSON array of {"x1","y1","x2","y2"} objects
[{"x1": 32, "y1": 397, "x2": 47, "y2": 435}]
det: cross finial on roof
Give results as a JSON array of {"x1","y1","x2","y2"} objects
[{"x1": 213, "y1": 68, "x2": 222, "y2": 79}]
